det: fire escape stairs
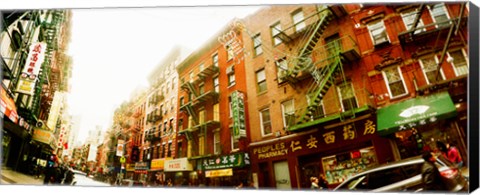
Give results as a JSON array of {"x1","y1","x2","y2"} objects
[
  {"x1": 297, "y1": 56, "x2": 342, "y2": 124},
  {"x1": 289, "y1": 10, "x2": 334, "y2": 79}
]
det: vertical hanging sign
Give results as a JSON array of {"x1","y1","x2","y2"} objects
[
  {"x1": 16, "y1": 42, "x2": 47, "y2": 95},
  {"x1": 116, "y1": 140, "x2": 124, "y2": 157},
  {"x1": 232, "y1": 91, "x2": 246, "y2": 139}
]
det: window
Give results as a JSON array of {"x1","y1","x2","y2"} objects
[
  {"x1": 253, "y1": 33, "x2": 263, "y2": 56},
  {"x1": 281, "y1": 100, "x2": 295, "y2": 128},
  {"x1": 383, "y1": 66, "x2": 408, "y2": 98},
  {"x1": 177, "y1": 141, "x2": 183, "y2": 158},
  {"x1": 365, "y1": 167, "x2": 410, "y2": 189},
  {"x1": 199, "y1": 136, "x2": 205, "y2": 156},
  {"x1": 271, "y1": 22, "x2": 283, "y2": 46},
  {"x1": 214, "y1": 131, "x2": 221, "y2": 155},
  {"x1": 212, "y1": 53, "x2": 219, "y2": 67},
  {"x1": 157, "y1": 145, "x2": 162, "y2": 159},
  {"x1": 188, "y1": 116, "x2": 194, "y2": 129},
  {"x1": 260, "y1": 108, "x2": 272, "y2": 136},
  {"x1": 170, "y1": 97, "x2": 175, "y2": 111},
  {"x1": 367, "y1": 20, "x2": 389, "y2": 46},
  {"x1": 227, "y1": 44, "x2": 234, "y2": 61},
  {"x1": 167, "y1": 142, "x2": 172, "y2": 157},
  {"x1": 231, "y1": 127, "x2": 239, "y2": 150},
  {"x1": 448, "y1": 49, "x2": 469, "y2": 76},
  {"x1": 401, "y1": 8, "x2": 425, "y2": 34},
  {"x1": 213, "y1": 77, "x2": 219, "y2": 93},
  {"x1": 256, "y1": 69, "x2": 267, "y2": 93},
  {"x1": 172, "y1": 79, "x2": 176, "y2": 91},
  {"x1": 189, "y1": 71, "x2": 194, "y2": 83},
  {"x1": 276, "y1": 57, "x2": 288, "y2": 83},
  {"x1": 228, "y1": 72, "x2": 236, "y2": 86},
  {"x1": 292, "y1": 10, "x2": 306, "y2": 32},
  {"x1": 337, "y1": 82, "x2": 358, "y2": 111},
  {"x1": 199, "y1": 83, "x2": 205, "y2": 95},
  {"x1": 228, "y1": 96, "x2": 233, "y2": 117},
  {"x1": 419, "y1": 55, "x2": 443, "y2": 84},
  {"x1": 180, "y1": 97, "x2": 184, "y2": 107},
  {"x1": 199, "y1": 63, "x2": 205, "y2": 71},
  {"x1": 429, "y1": 3, "x2": 450, "y2": 28},
  {"x1": 199, "y1": 109, "x2": 205, "y2": 124},
  {"x1": 213, "y1": 103, "x2": 220, "y2": 121},
  {"x1": 161, "y1": 143, "x2": 165, "y2": 158}
]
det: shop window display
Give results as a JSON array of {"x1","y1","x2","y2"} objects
[{"x1": 321, "y1": 147, "x2": 377, "y2": 185}]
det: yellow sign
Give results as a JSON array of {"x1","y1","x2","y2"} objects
[
  {"x1": 205, "y1": 168, "x2": 233, "y2": 178},
  {"x1": 120, "y1": 156, "x2": 126, "y2": 163},
  {"x1": 150, "y1": 158, "x2": 172, "y2": 170},
  {"x1": 126, "y1": 163, "x2": 135, "y2": 171}
]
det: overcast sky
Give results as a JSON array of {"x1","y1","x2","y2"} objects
[{"x1": 65, "y1": 5, "x2": 264, "y2": 143}]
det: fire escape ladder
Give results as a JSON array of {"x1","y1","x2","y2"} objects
[
  {"x1": 298, "y1": 56, "x2": 342, "y2": 124},
  {"x1": 185, "y1": 81, "x2": 198, "y2": 98},
  {"x1": 290, "y1": 10, "x2": 334, "y2": 78}
]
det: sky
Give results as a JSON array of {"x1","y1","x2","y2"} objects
[{"x1": 65, "y1": 5, "x2": 264, "y2": 143}]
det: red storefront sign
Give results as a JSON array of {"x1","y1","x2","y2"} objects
[
  {"x1": 1, "y1": 86, "x2": 18, "y2": 123},
  {"x1": 251, "y1": 116, "x2": 377, "y2": 160}
]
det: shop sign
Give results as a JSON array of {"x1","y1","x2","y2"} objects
[
  {"x1": 201, "y1": 152, "x2": 250, "y2": 170},
  {"x1": 164, "y1": 158, "x2": 193, "y2": 172},
  {"x1": 251, "y1": 117, "x2": 377, "y2": 160},
  {"x1": 47, "y1": 91, "x2": 66, "y2": 130},
  {"x1": 16, "y1": 42, "x2": 47, "y2": 95},
  {"x1": 205, "y1": 168, "x2": 233, "y2": 178},
  {"x1": 150, "y1": 158, "x2": 172, "y2": 170},
  {"x1": 1, "y1": 86, "x2": 19, "y2": 123},
  {"x1": 126, "y1": 163, "x2": 135, "y2": 171},
  {"x1": 377, "y1": 92, "x2": 457, "y2": 135},
  {"x1": 57, "y1": 124, "x2": 68, "y2": 148},
  {"x1": 135, "y1": 162, "x2": 149, "y2": 170},
  {"x1": 32, "y1": 128, "x2": 56, "y2": 149},
  {"x1": 116, "y1": 140, "x2": 124, "y2": 157},
  {"x1": 231, "y1": 91, "x2": 246, "y2": 139}
]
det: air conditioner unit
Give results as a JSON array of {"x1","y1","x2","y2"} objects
[{"x1": 226, "y1": 65, "x2": 234, "y2": 74}]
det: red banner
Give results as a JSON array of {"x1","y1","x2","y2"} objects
[{"x1": 1, "y1": 86, "x2": 18, "y2": 123}]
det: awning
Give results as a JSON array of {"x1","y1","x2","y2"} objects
[{"x1": 377, "y1": 91, "x2": 457, "y2": 136}]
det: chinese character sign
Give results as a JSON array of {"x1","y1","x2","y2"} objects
[
  {"x1": 16, "y1": 42, "x2": 47, "y2": 95},
  {"x1": 232, "y1": 91, "x2": 246, "y2": 139}
]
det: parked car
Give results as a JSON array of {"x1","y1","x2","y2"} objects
[{"x1": 333, "y1": 155, "x2": 468, "y2": 192}]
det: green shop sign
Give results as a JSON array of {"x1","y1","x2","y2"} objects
[
  {"x1": 377, "y1": 92, "x2": 457, "y2": 135},
  {"x1": 231, "y1": 91, "x2": 246, "y2": 139},
  {"x1": 200, "y1": 152, "x2": 250, "y2": 170}
]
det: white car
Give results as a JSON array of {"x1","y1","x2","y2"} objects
[{"x1": 71, "y1": 170, "x2": 110, "y2": 187}]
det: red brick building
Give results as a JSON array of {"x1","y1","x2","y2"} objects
[
  {"x1": 239, "y1": 2, "x2": 468, "y2": 189},
  {"x1": 174, "y1": 21, "x2": 251, "y2": 187}
]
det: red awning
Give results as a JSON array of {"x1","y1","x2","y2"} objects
[{"x1": 1, "y1": 86, "x2": 18, "y2": 123}]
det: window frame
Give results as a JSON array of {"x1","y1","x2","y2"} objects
[
  {"x1": 419, "y1": 55, "x2": 445, "y2": 84},
  {"x1": 281, "y1": 99, "x2": 295, "y2": 128},
  {"x1": 400, "y1": 8, "x2": 425, "y2": 34},
  {"x1": 447, "y1": 49, "x2": 469, "y2": 76},
  {"x1": 428, "y1": 3, "x2": 451, "y2": 28},
  {"x1": 253, "y1": 33, "x2": 263, "y2": 56},
  {"x1": 270, "y1": 22, "x2": 283, "y2": 46},
  {"x1": 259, "y1": 108, "x2": 273, "y2": 137},
  {"x1": 367, "y1": 19, "x2": 390, "y2": 46},
  {"x1": 337, "y1": 82, "x2": 359, "y2": 111},
  {"x1": 212, "y1": 53, "x2": 219, "y2": 67},
  {"x1": 292, "y1": 9, "x2": 306, "y2": 32},
  {"x1": 382, "y1": 66, "x2": 409, "y2": 99},
  {"x1": 214, "y1": 131, "x2": 221, "y2": 155},
  {"x1": 256, "y1": 68, "x2": 267, "y2": 93}
]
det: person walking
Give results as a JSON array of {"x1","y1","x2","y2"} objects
[
  {"x1": 318, "y1": 174, "x2": 328, "y2": 190},
  {"x1": 421, "y1": 151, "x2": 446, "y2": 192}
]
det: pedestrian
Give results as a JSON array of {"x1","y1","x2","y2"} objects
[
  {"x1": 166, "y1": 178, "x2": 173, "y2": 187},
  {"x1": 445, "y1": 143, "x2": 463, "y2": 168},
  {"x1": 318, "y1": 174, "x2": 328, "y2": 190},
  {"x1": 310, "y1": 176, "x2": 319, "y2": 190},
  {"x1": 235, "y1": 181, "x2": 244, "y2": 189},
  {"x1": 421, "y1": 151, "x2": 446, "y2": 191},
  {"x1": 63, "y1": 168, "x2": 75, "y2": 185}
]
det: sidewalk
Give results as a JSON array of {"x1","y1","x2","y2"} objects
[{"x1": 1, "y1": 168, "x2": 43, "y2": 185}]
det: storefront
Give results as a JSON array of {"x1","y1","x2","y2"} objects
[
  {"x1": 134, "y1": 161, "x2": 149, "y2": 182},
  {"x1": 249, "y1": 115, "x2": 393, "y2": 189},
  {"x1": 376, "y1": 91, "x2": 465, "y2": 161},
  {"x1": 147, "y1": 158, "x2": 171, "y2": 186},
  {"x1": 197, "y1": 152, "x2": 251, "y2": 187},
  {"x1": 164, "y1": 157, "x2": 194, "y2": 186}
]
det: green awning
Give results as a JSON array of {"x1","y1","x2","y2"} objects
[{"x1": 377, "y1": 91, "x2": 457, "y2": 136}]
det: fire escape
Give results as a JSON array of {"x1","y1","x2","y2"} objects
[
  {"x1": 397, "y1": 3, "x2": 468, "y2": 98},
  {"x1": 273, "y1": 5, "x2": 363, "y2": 131},
  {"x1": 179, "y1": 63, "x2": 219, "y2": 157}
]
